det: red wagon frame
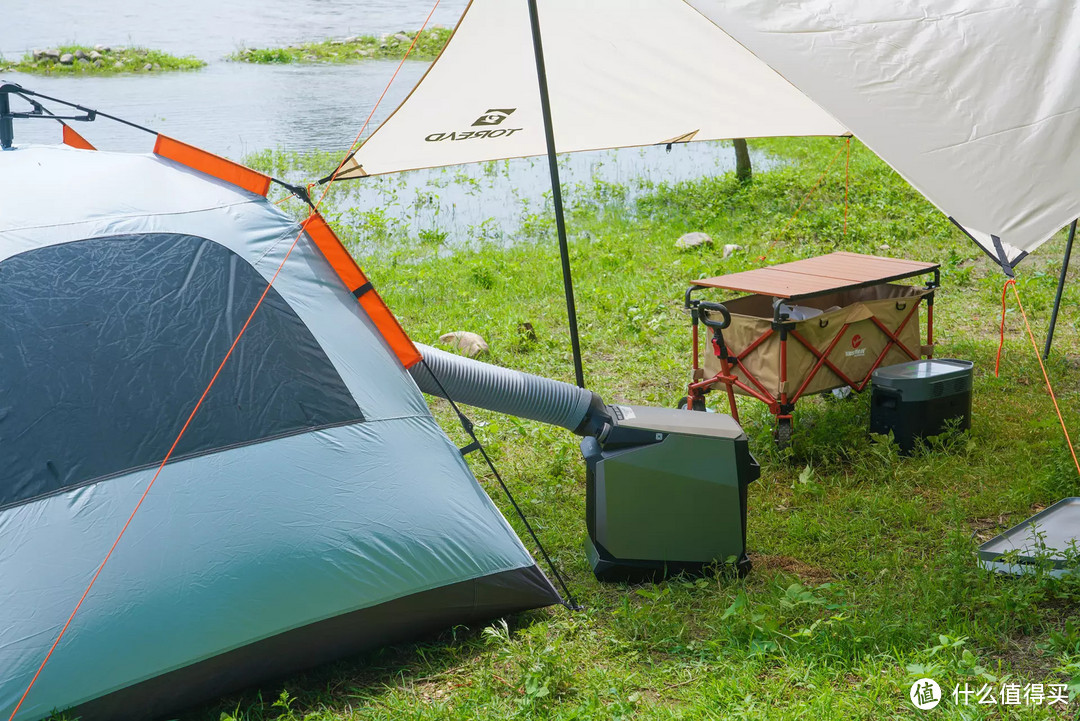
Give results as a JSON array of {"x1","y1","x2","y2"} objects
[{"x1": 682, "y1": 252, "x2": 941, "y2": 446}]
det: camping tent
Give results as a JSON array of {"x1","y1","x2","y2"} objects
[{"x1": 0, "y1": 138, "x2": 560, "y2": 721}]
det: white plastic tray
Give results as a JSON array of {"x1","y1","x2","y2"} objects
[{"x1": 978, "y1": 498, "x2": 1080, "y2": 575}]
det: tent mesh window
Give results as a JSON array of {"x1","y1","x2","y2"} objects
[{"x1": 0, "y1": 233, "x2": 363, "y2": 508}]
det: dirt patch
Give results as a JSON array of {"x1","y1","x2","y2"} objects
[
  {"x1": 991, "y1": 633, "x2": 1059, "y2": 680},
  {"x1": 750, "y1": 553, "x2": 836, "y2": 585},
  {"x1": 968, "y1": 513, "x2": 1015, "y2": 543}
]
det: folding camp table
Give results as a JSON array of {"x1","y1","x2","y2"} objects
[{"x1": 682, "y1": 252, "x2": 940, "y2": 446}]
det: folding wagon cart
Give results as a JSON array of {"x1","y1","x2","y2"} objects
[{"x1": 683, "y1": 252, "x2": 940, "y2": 446}]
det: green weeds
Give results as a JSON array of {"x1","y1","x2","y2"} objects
[
  {"x1": 228, "y1": 28, "x2": 452, "y2": 64},
  {"x1": 2, "y1": 45, "x2": 205, "y2": 74}
]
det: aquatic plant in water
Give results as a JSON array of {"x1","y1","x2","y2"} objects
[
  {"x1": 229, "y1": 27, "x2": 451, "y2": 64},
  {"x1": 3, "y1": 45, "x2": 205, "y2": 75}
]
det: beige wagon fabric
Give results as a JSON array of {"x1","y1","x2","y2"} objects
[{"x1": 702, "y1": 285, "x2": 930, "y2": 399}]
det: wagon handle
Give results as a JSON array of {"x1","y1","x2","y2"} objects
[{"x1": 699, "y1": 302, "x2": 731, "y2": 330}]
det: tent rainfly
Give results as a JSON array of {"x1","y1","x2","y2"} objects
[{"x1": 0, "y1": 138, "x2": 561, "y2": 721}]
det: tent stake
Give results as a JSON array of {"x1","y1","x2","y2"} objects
[
  {"x1": 526, "y1": 0, "x2": 585, "y2": 388},
  {"x1": 1044, "y1": 219, "x2": 1077, "y2": 360}
]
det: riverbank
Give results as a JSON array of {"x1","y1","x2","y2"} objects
[{"x1": 192, "y1": 137, "x2": 1080, "y2": 720}]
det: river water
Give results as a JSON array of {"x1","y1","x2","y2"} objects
[{"x1": 2, "y1": 0, "x2": 755, "y2": 242}]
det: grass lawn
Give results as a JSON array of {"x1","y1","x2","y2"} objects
[
  {"x1": 182, "y1": 138, "x2": 1080, "y2": 720},
  {"x1": 228, "y1": 28, "x2": 452, "y2": 64}
]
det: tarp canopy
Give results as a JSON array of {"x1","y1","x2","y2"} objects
[
  {"x1": 343, "y1": 0, "x2": 1080, "y2": 273},
  {"x1": 336, "y1": 0, "x2": 847, "y2": 179},
  {"x1": 684, "y1": 1, "x2": 1080, "y2": 271}
]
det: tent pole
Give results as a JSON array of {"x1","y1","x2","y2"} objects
[
  {"x1": 1043, "y1": 218, "x2": 1078, "y2": 360},
  {"x1": 526, "y1": 0, "x2": 585, "y2": 389},
  {"x1": 0, "y1": 85, "x2": 14, "y2": 150}
]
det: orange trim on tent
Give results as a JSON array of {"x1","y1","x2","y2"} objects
[
  {"x1": 61, "y1": 123, "x2": 96, "y2": 150},
  {"x1": 153, "y1": 135, "x2": 272, "y2": 197},
  {"x1": 301, "y1": 212, "x2": 421, "y2": 368}
]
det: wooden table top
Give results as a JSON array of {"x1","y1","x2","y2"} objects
[{"x1": 691, "y1": 251, "x2": 939, "y2": 299}]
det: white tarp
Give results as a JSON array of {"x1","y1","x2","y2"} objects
[
  {"x1": 690, "y1": 0, "x2": 1080, "y2": 269},
  {"x1": 337, "y1": 0, "x2": 846, "y2": 180}
]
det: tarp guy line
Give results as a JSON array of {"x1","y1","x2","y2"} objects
[
  {"x1": 995, "y1": 279, "x2": 1080, "y2": 481},
  {"x1": 843, "y1": 137, "x2": 851, "y2": 239},
  {"x1": 760, "y1": 140, "x2": 847, "y2": 262},
  {"x1": 6, "y1": 3, "x2": 443, "y2": 714}
]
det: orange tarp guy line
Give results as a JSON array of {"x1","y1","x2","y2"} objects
[
  {"x1": 7, "y1": 2, "x2": 441, "y2": 717},
  {"x1": 843, "y1": 136, "x2": 851, "y2": 239},
  {"x1": 995, "y1": 277, "x2": 1080, "y2": 478},
  {"x1": 760, "y1": 140, "x2": 848, "y2": 262}
]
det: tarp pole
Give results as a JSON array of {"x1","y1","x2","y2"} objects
[
  {"x1": 1044, "y1": 219, "x2": 1078, "y2": 360},
  {"x1": 0, "y1": 85, "x2": 14, "y2": 150},
  {"x1": 526, "y1": 0, "x2": 585, "y2": 388}
]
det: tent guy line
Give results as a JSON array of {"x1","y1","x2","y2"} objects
[
  {"x1": 4, "y1": 174, "x2": 315, "y2": 721},
  {"x1": 420, "y1": 356, "x2": 581, "y2": 609},
  {"x1": 759, "y1": 139, "x2": 848, "y2": 262}
]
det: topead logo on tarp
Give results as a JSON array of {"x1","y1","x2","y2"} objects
[{"x1": 424, "y1": 108, "x2": 524, "y2": 142}]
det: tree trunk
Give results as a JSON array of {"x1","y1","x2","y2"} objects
[{"x1": 734, "y1": 138, "x2": 752, "y2": 183}]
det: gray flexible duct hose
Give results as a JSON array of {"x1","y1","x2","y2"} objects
[{"x1": 410, "y1": 343, "x2": 604, "y2": 435}]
